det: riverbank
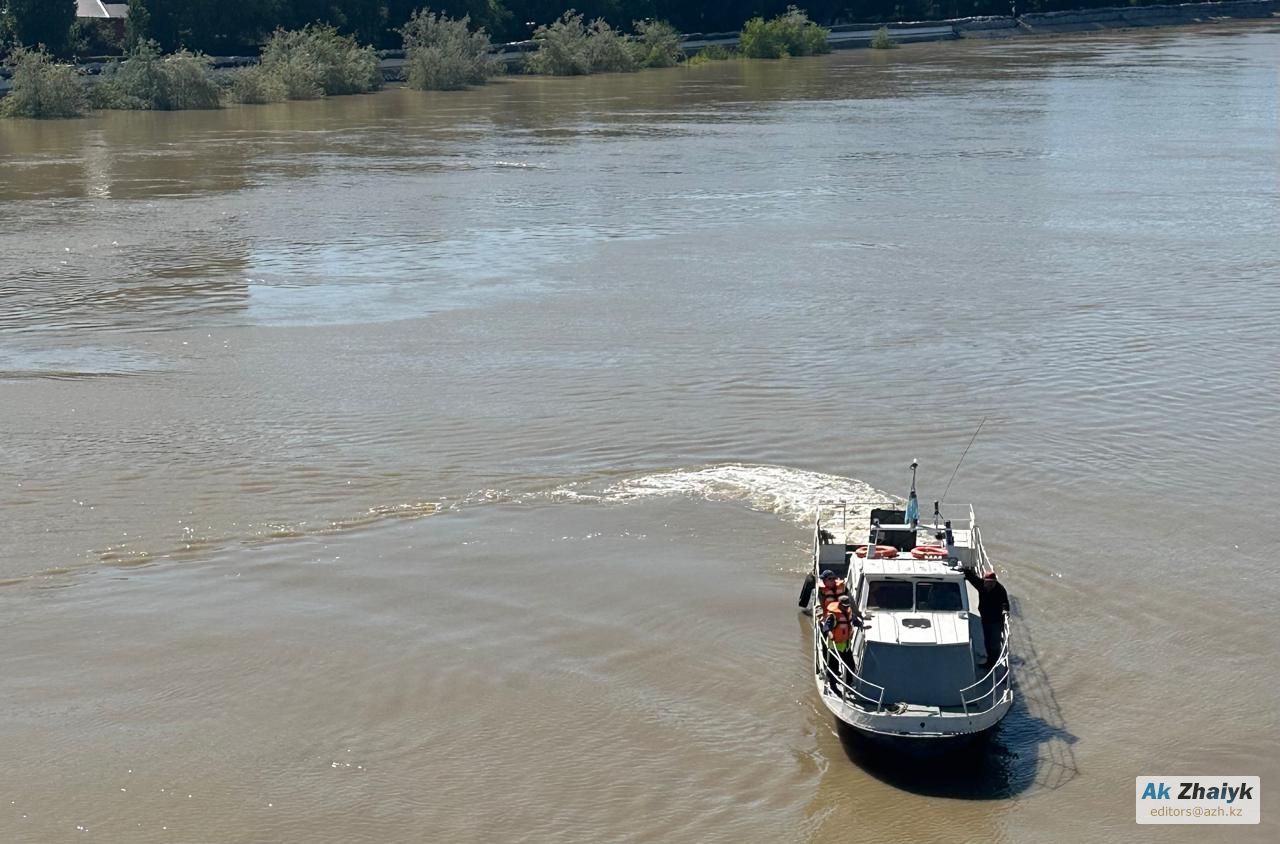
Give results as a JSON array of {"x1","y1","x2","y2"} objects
[{"x1": 2, "y1": 0, "x2": 1276, "y2": 99}]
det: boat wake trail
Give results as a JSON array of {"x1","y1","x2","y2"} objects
[
  {"x1": 535, "y1": 463, "x2": 894, "y2": 528},
  {"x1": 12, "y1": 464, "x2": 885, "y2": 591}
]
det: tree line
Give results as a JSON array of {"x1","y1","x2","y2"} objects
[{"x1": 2, "y1": 0, "x2": 1193, "y2": 56}]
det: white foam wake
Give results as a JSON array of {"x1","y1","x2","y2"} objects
[{"x1": 545, "y1": 463, "x2": 895, "y2": 527}]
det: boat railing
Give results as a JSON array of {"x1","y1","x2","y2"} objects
[
  {"x1": 972, "y1": 525, "x2": 995, "y2": 577},
  {"x1": 958, "y1": 613, "x2": 1013, "y2": 717},
  {"x1": 813, "y1": 624, "x2": 886, "y2": 711},
  {"x1": 814, "y1": 614, "x2": 1010, "y2": 719}
]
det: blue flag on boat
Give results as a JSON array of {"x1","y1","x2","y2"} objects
[{"x1": 905, "y1": 491, "x2": 919, "y2": 526}]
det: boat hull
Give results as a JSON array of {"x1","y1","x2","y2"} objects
[
  {"x1": 815, "y1": 678, "x2": 1012, "y2": 756},
  {"x1": 836, "y1": 716, "x2": 996, "y2": 757}
]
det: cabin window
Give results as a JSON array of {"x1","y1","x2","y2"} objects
[
  {"x1": 866, "y1": 580, "x2": 913, "y2": 610},
  {"x1": 915, "y1": 581, "x2": 963, "y2": 612}
]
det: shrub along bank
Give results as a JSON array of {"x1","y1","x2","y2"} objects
[
  {"x1": 2, "y1": 6, "x2": 853, "y2": 119},
  {"x1": 0, "y1": 47, "x2": 84, "y2": 118},
  {"x1": 400, "y1": 9, "x2": 501, "y2": 91},
  {"x1": 740, "y1": 7, "x2": 830, "y2": 59}
]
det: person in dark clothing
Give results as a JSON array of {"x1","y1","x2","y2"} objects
[{"x1": 965, "y1": 569, "x2": 1010, "y2": 667}]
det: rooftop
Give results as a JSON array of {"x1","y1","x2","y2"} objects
[
  {"x1": 77, "y1": 1, "x2": 129, "y2": 19},
  {"x1": 863, "y1": 609, "x2": 973, "y2": 646}
]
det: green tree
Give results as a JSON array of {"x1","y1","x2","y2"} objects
[
  {"x1": 8, "y1": 0, "x2": 76, "y2": 53},
  {"x1": 383, "y1": 1, "x2": 511, "y2": 45},
  {"x1": 285, "y1": 1, "x2": 387, "y2": 45},
  {"x1": 143, "y1": 0, "x2": 184, "y2": 51},
  {"x1": 125, "y1": 0, "x2": 152, "y2": 51}
]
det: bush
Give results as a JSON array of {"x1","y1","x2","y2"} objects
[
  {"x1": 630, "y1": 19, "x2": 682, "y2": 68},
  {"x1": 870, "y1": 26, "x2": 898, "y2": 50},
  {"x1": 0, "y1": 47, "x2": 85, "y2": 118},
  {"x1": 585, "y1": 18, "x2": 635, "y2": 73},
  {"x1": 158, "y1": 50, "x2": 222, "y2": 109},
  {"x1": 524, "y1": 11, "x2": 636, "y2": 76},
  {"x1": 228, "y1": 65, "x2": 287, "y2": 104},
  {"x1": 686, "y1": 44, "x2": 737, "y2": 66},
  {"x1": 258, "y1": 25, "x2": 381, "y2": 99},
  {"x1": 95, "y1": 41, "x2": 220, "y2": 110},
  {"x1": 400, "y1": 9, "x2": 500, "y2": 91},
  {"x1": 740, "y1": 6, "x2": 830, "y2": 59}
]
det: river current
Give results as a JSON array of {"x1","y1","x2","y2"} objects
[{"x1": 1, "y1": 23, "x2": 1278, "y2": 843}]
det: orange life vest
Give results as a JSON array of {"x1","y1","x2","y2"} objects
[
  {"x1": 818, "y1": 577, "x2": 845, "y2": 607},
  {"x1": 828, "y1": 607, "x2": 854, "y2": 644}
]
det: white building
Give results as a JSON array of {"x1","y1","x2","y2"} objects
[{"x1": 76, "y1": 1, "x2": 130, "y2": 20}]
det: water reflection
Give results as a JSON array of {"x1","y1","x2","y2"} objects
[{"x1": 0, "y1": 39, "x2": 1094, "y2": 203}]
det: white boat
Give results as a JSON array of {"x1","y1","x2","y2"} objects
[{"x1": 803, "y1": 466, "x2": 1012, "y2": 751}]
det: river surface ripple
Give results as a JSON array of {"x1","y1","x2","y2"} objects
[{"x1": 1, "y1": 24, "x2": 1278, "y2": 843}]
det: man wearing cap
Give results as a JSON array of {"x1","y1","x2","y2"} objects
[
  {"x1": 965, "y1": 568, "x2": 1010, "y2": 667},
  {"x1": 816, "y1": 569, "x2": 845, "y2": 609},
  {"x1": 797, "y1": 568, "x2": 843, "y2": 615}
]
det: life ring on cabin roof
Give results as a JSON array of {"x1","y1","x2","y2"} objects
[
  {"x1": 911, "y1": 545, "x2": 948, "y2": 560},
  {"x1": 854, "y1": 545, "x2": 899, "y2": 559}
]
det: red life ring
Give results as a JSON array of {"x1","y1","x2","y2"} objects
[
  {"x1": 911, "y1": 545, "x2": 948, "y2": 560},
  {"x1": 854, "y1": 545, "x2": 899, "y2": 559}
]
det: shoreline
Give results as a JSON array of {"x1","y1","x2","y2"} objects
[{"x1": 1, "y1": 0, "x2": 1277, "y2": 100}]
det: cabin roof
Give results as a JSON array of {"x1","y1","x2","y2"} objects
[{"x1": 863, "y1": 610, "x2": 972, "y2": 646}]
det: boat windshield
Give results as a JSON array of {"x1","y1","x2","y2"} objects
[
  {"x1": 915, "y1": 581, "x2": 963, "y2": 611},
  {"x1": 866, "y1": 580, "x2": 913, "y2": 610}
]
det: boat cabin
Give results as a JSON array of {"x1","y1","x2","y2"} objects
[{"x1": 854, "y1": 558, "x2": 979, "y2": 706}]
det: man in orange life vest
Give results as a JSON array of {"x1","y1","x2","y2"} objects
[
  {"x1": 817, "y1": 569, "x2": 845, "y2": 608},
  {"x1": 798, "y1": 568, "x2": 846, "y2": 615},
  {"x1": 821, "y1": 595, "x2": 867, "y2": 687}
]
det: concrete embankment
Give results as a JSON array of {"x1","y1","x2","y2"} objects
[
  {"x1": 674, "y1": 0, "x2": 1279, "y2": 54},
  {"x1": 1017, "y1": 0, "x2": 1279, "y2": 33}
]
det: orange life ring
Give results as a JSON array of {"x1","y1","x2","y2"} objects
[
  {"x1": 911, "y1": 545, "x2": 948, "y2": 560},
  {"x1": 854, "y1": 545, "x2": 899, "y2": 559}
]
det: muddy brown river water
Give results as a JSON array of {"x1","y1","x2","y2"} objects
[{"x1": 2, "y1": 23, "x2": 1278, "y2": 843}]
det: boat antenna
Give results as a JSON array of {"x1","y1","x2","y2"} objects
[{"x1": 941, "y1": 416, "x2": 987, "y2": 504}]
